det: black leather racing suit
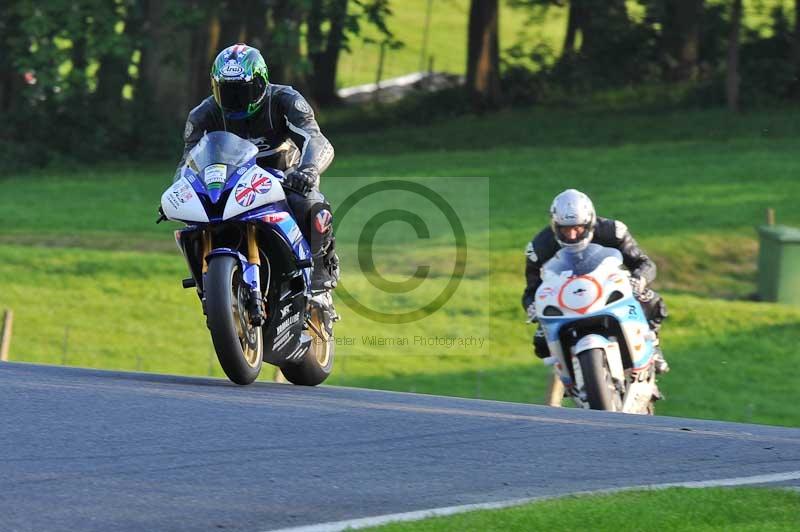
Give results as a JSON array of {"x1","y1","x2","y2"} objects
[
  {"x1": 522, "y1": 217, "x2": 667, "y2": 358},
  {"x1": 177, "y1": 84, "x2": 337, "y2": 290}
]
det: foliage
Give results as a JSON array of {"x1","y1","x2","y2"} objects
[
  {"x1": 0, "y1": 0, "x2": 400, "y2": 167},
  {"x1": 502, "y1": 1, "x2": 800, "y2": 108}
]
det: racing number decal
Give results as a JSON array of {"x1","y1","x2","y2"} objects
[{"x1": 557, "y1": 275, "x2": 603, "y2": 314}]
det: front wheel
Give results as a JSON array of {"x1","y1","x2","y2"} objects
[
  {"x1": 577, "y1": 348, "x2": 622, "y2": 411},
  {"x1": 280, "y1": 306, "x2": 334, "y2": 386},
  {"x1": 206, "y1": 255, "x2": 263, "y2": 385}
]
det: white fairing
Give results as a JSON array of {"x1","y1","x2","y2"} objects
[
  {"x1": 162, "y1": 177, "x2": 209, "y2": 223},
  {"x1": 223, "y1": 166, "x2": 286, "y2": 220},
  {"x1": 574, "y1": 334, "x2": 611, "y2": 354},
  {"x1": 535, "y1": 256, "x2": 631, "y2": 318}
]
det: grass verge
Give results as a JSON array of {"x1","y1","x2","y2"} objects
[{"x1": 361, "y1": 488, "x2": 800, "y2": 532}]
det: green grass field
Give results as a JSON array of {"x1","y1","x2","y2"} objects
[
  {"x1": 1, "y1": 106, "x2": 800, "y2": 428},
  {"x1": 362, "y1": 488, "x2": 800, "y2": 531}
]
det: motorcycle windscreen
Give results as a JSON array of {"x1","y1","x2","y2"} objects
[
  {"x1": 544, "y1": 243, "x2": 623, "y2": 276},
  {"x1": 187, "y1": 131, "x2": 258, "y2": 174}
]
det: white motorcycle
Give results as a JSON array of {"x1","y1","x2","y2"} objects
[{"x1": 535, "y1": 244, "x2": 660, "y2": 414}]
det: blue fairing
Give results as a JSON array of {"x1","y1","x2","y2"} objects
[
  {"x1": 184, "y1": 167, "x2": 202, "y2": 191},
  {"x1": 233, "y1": 201, "x2": 312, "y2": 289},
  {"x1": 539, "y1": 295, "x2": 653, "y2": 368}
]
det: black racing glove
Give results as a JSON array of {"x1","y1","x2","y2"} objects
[{"x1": 283, "y1": 165, "x2": 319, "y2": 196}]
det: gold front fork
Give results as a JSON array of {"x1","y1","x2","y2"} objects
[
  {"x1": 247, "y1": 224, "x2": 260, "y2": 266},
  {"x1": 201, "y1": 229, "x2": 212, "y2": 273}
]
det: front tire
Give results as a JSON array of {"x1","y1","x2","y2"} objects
[
  {"x1": 280, "y1": 306, "x2": 334, "y2": 386},
  {"x1": 206, "y1": 255, "x2": 263, "y2": 385},
  {"x1": 578, "y1": 348, "x2": 621, "y2": 411}
]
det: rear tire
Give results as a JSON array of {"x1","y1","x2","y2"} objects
[
  {"x1": 577, "y1": 348, "x2": 621, "y2": 411},
  {"x1": 280, "y1": 306, "x2": 334, "y2": 386},
  {"x1": 206, "y1": 255, "x2": 263, "y2": 385}
]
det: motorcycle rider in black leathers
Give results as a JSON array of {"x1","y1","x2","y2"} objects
[
  {"x1": 176, "y1": 43, "x2": 339, "y2": 316},
  {"x1": 522, "y1": 189, "x2": 669, "y2": 373}
]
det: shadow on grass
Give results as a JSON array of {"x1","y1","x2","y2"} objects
[
  {"x1": 0, "y1": 232, "x2": 176, "y2": 253},
  {"x1": 330, "y1": 106, "x2": 800, "y2": 156}
]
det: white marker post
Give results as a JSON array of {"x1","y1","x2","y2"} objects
[{"x1": 1, "y1": 309, "x2": 13, "y2": 362}]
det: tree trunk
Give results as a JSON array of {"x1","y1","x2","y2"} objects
[
  {"x1": 662, "y1": 0, "x2": 703, "y2": 81},
  {"x1": 726, "y1": 0, "x2": 742, "y2": 111},
  {"x1": 243, "y1": 0, "x2": 268, "y2": 49},
  {"x1": 95, "y1": 18, "x2": 132, "y2": 110},
  {"x1": 138, "y1": 0, "x2": 164, "y2": 107},
  {"x1": 217, "y1": 0, "x2": 254, "y2": 50},
  {"x1": 138, "y1": 0, "x2": 193, "y2": 119},
  {"x1": 267, "y1": 0, "x2": 306, "y2": 87},
  {"x1": 69, "y1": 11, "x2": 90, "y2": 103},
  {"x1": 0, "y1": 3, "x2": 22, "y2": 113},
  {"x1": 573, "y1": 0, "x2": 628, "y2": 58},
  {"x1": 307, "y1": 0, "x2": 348, "y2": 105},
  {"x1": 561, "y1": 2, "x2": 579, "y2": 59},
  {"x1": 466, "y1": 0, "x2": 501, "y2": 110},
  {"x1": 793, "y1": 0, "x2": 800, "y2": 89},
  {"x1": 187, "y1": 2, "x2": 219, "y2": 113}
]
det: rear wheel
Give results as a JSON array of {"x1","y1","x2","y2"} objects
[
  {"x1": 578, "y1": 348, "x2": 622, "y2": 411},
  {"x1": 206, "y1": 256, "x2": 263, "y2": 385},
  {"x1": 280, "y1": 306, "x2": 334, "y2": 386}
]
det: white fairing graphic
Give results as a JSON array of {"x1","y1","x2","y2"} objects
[
  {"x1": 162, "y1": 177, "x2": 209, "y2": 223},
  {"x1": 223, "y1": 166, "x2": 287, "y2": 220}
]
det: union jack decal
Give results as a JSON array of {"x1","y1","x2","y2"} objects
[
  {"x1": 314, "y1": 209, "x2": 332, "y2": 233},
  {"x1": 235, "y1": 174, "x2": 272, "y2": 207}
]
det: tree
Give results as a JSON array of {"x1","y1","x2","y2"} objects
[
  {"x1": 94, "y1": 1, "x2": 139, "y2": 113},
  {"x1": 466, "y1": 0, "x2": 501, "y2": 109},
  {"x1": 570, "y1": 0, "x2": 629, "y2": 60},
  {"x1": 307, "y1": 0, "x2": 349, "y2": 104},
  {"x1": 561, "y1": 1, "x2": 579, "y2": 59},
  {"x1": 509, "y1": 0, "x2": 637, "y2": 87},
  {"x1": 261, "y1": 0, "x2": 306, "y2": 87},
  {"x1": 0, "y1": 2, "x2": 24, "y2": 114},
  {"x1": 793, "y1": 0, "x2": 800, "y2": 89},
  {"x1": 726, "y1": 0, "x2": 742, "y2": 111},
  {"x1": 648, "y1": 0, "x2": 704, "y2": 82},
  {"x1": 663, "y1": 1, "x2": 702, "y2": 81}
]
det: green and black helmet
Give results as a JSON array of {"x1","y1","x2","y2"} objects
[{"x1": 211, "y1": 44, "x2": 269, "y2": 120}]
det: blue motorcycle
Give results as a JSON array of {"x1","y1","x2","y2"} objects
[{"x1": 159, "y1": 131, "x2": 333, "y2": 385}]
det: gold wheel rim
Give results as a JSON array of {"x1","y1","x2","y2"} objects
[
  {"x1": 306, "y1": 309, "x2": 332, "y2": 367},
  {"x1": 232, "y1": 275, "x2": 261, "y2": 368}
]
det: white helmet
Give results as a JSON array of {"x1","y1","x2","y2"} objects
[{"x1": 550, "y1": 189, "x2": 596, "y2": 251}]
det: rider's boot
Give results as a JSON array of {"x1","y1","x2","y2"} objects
[
  {"x1": 310, "y1": 244, "x2": 340, "y2": 332},
  {"x1": 650, "y1": 323, "x2": 670, "y2": 374},
  {"x1": 532, "y1": 327, "x2": 550, "y2": 359}
]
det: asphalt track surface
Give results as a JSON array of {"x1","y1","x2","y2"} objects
[{"x1": 2, "y1": 362, "x2": 799, "y2": 532}]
